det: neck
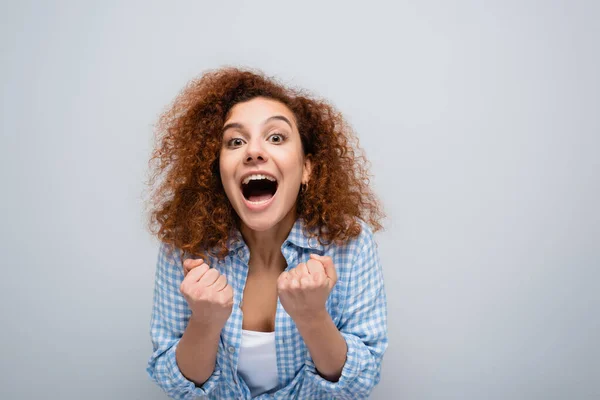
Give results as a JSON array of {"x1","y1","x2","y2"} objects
[{"x1": 240, "y1": 209, "x2": 297, "y2": 271}]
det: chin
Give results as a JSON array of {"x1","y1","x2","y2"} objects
[
  {"x1": 235, "y1": 201, "x2": 295, "y2": 233},
  {"x1": 238, "y1": 213, "x2": 280, "y2": 232},
  {"x1": 243, "y1": 220, "x2": 276, "y2": 232}
]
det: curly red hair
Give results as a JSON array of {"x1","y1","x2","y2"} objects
[{"x1": 145, "y1": 67, "x2": 384, "y2": 259}]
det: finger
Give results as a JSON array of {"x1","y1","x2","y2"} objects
[
  {"x1": 277, "y1": 271, "x2": 290, "y2": 291},
  {"x1": 279, "y1": 270, "x2": 290, "y2": 281},
  {"x1": 299, "y1": 275, "x2": 312, "y2": 289},
  {"x1": 198, "y1": 268, "x2": 220, "y2": 286},
  {"x1": 290, "y1": 278, "x2": 300, "y2": 290},
  {"x1": 219, "y1": 284, "x2": 234, "y2": 303},
  {"x1": 311, "y1": 254, "x2": 337, "y2": 282},
  {"x1": 306, "y1": 259, "x2": 325, "y2": 277},
  {"x1": 183, "y1": 258, "x2": 204, "y2": 268},
  {"x1": 184, "y1": 263, "x2": 209, "y2": 283},
  {"x1": 306, "y1": 260, "x2": 326, "y2": 286},
  {"x1": 183, "y1": 258, "x2": 204, "y2": 276},
  {"x1": 296, "y1": 262, "x2": 309, "y2": 276},
  {"x1": 211, "y1": 274, "x2": 228, "y2": 292}
]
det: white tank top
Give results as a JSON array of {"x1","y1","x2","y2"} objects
[{"x1": 237, "y1": 329, "x2": 279, "y2": 397}]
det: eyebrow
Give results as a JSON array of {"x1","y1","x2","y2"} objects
[
  {"x1": 266, "y1": 115, "x2": 294, "y2": 129},
  {"x1": 222, "y1": 115, "x2": 294, "y2": 133}
]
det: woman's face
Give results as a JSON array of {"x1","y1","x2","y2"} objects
[{"x1": 219, "y1": 97, "x2": 311, "y2": 232}]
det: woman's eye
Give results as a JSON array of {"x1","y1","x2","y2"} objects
[
  {"x1": 227, "y1": 138, "x2": 244, "y2": 147},
  {"x1": 268, "y1": 133, "x2": 285, "y2": 143}
]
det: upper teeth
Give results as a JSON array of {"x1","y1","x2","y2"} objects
[{"x1": 242, "y1": 174, "x2": 277, "y2": 185}]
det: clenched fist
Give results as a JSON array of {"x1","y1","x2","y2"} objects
[
  {"x1": 180, "y1": 258, "x2": 234, "y2": 329},
  {"x1": 277, "y1": 254, "x2": 337, "y2": 322}
]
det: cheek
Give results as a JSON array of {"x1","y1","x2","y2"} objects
[
  {"x1": 278, "y1": 147, "x2": 305, "y2": 173},
  {"x1": 219, "y1": 150, "x2": 231, "y2": 173},
  {"x1": 219, "y1": 155, "x2": 235, "y2": 188}
]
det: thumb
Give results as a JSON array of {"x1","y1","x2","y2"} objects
[
  {"x1": 183, "y1": 258, "x2": 204, "y2": 277},
  {"x1": 310, "y1": 254, "x2": 337, "y2": 283}
]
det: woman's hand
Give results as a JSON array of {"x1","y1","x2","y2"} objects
[
  {"x1": 180, "y1": 258, "x2": 234, "y2": 329},
  {"x1": 277, "y1": 254, "x2": 338, "y2": 323}
]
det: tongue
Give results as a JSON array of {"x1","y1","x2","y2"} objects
[{"x1": 248, "y1": 193, "x2": 273, "y2": 203}]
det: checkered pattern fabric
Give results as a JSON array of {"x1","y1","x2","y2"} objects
[{"x1": 146, "y1": 218, "x2": 388, "y2": 399}]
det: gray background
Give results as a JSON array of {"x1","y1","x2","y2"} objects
[{"x1": 1, "y1": 1, "x2": 598, "y2": 399}]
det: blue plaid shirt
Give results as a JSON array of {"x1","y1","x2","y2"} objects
[{"x1": 147, "y1": 218, "x2": 388, "y2": 399}]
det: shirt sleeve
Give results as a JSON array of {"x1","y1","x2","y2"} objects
[
  {"x1": 303, "y1": 225, "x2": 389, "y2": 399},
  {"x1": 146, "y1": 242, "x2": 222, "y2": 399}
]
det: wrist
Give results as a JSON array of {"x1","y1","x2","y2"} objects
[
  {"x1": 294, "y1": 308, "x2": 330, "y2": 330},
  {"x1": 189, "y1": 313, "x2": 225, "y2": 335}
]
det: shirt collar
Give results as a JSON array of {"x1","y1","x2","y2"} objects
[{"x1": 227, "y1": 218, "x2": 325, "y2": 252}]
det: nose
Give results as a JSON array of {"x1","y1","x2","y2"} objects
[{"x1": 244, "y1": 139, "x2": 268, "y2": 164}]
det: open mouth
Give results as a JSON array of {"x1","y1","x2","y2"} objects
[{"x1": 240, "y1": 174, "x2": 278, "y2": 203}]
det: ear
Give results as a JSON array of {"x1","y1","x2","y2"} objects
[{"x1": 302, "y1": 155, "x2": 313, "y2": 184}]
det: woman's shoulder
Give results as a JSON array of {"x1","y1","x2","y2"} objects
[
  {"x1": 355, "y1": 217, "x2": 377, "y2": 242},
  {"x1": 157, "y1": 241, "x2": 207, "y2": 270},
  {"x1": 319, "y1": 219, "x2": 381, "y2": 296},
  {"x1": 339, "y1": 217, "x2": 376, "y2": 245},
  {"x1": 320, "y1": 218, "x2": 378, "y2": 258}
]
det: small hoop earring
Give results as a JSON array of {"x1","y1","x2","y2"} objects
[{"x1": 301, "y1": 182, "x2": 308, "y2": 193}]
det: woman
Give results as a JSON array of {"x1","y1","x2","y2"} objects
[{"x1": 145, "y1": 67, "x2": 387, "y2": 399}]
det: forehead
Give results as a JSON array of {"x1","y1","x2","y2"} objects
[{"x1": 224, "y1": 97, "x2": 297, "y2": 127}]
